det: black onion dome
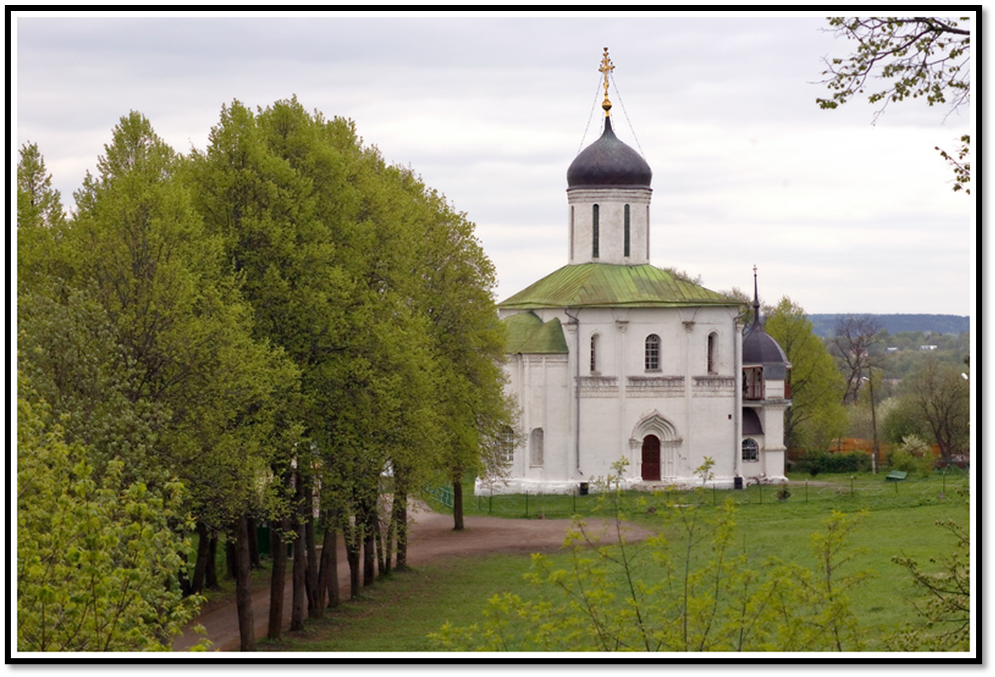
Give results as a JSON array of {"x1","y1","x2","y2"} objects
[
  {"x1": 742, "y1": 320, "x2": 789, "y2": 367},
  {"x1": 743, "y1": 323, "x2": 789, "y2": 383},
  {"x1": 567, "y1": 116, "x2": 652, "y2": 189}
]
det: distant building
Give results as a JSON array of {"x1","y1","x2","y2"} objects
[
  {"x1": 919, "y1": 345, "x2": 938, "y2": 351},
  {"x1": 484, "y1": 50, "x2": 790, "y2": 495}
]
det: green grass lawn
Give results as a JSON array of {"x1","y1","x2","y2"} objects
[
  {"x1": 259, "y1": 489, "x2": 970, "y2": 652},
  {"x1": 719, "y1": 500, "x2": 968, "y2": 640},
  {"x1": 260, "y1": 555, "x2": 536, "y2": 652}
]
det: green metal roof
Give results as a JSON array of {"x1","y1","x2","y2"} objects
[
  {"x1": 503, "y1": 312, "x2": 568, "y2": 354},
  {"x1": 499, "y1": 263, "x2": 739, "y2": 310}
]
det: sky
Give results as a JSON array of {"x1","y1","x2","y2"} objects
[{"x1": 14, "y1": 11, "x2": 976, "y2": 317}]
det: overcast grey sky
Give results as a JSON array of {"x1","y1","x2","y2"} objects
[{"x1": 14, "y1": 11, "x2": 975, "y2": 316}]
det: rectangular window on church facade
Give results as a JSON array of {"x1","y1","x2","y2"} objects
[
  {"x1": 592, "y1": 204, "x2": 599, "y2": 258},
  {"x1": 529, "y1": 428, "x2": 544, "y2": 467},
  {"x1": 624, "y1": 204, "x2": 630, "y2": 257},
  {"x1": 645, "y1": 334, "x2": 660, "y2": 371}
]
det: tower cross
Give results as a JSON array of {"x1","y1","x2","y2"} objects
[{"x1": 599, "y1": 47, "x2": 614, "y2": 114}]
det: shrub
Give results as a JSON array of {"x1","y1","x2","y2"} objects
[
  {"x1": 798, "y1": 449, "x2": 871, "y2": 476},
  {"x1": 887, "y1": 435, "x2": 935, "y2": 478}
]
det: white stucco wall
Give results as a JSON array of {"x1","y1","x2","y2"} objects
[
  {"x1": 567, "y1": 188, "x2": 652, "y2": 265},
  {"x1": 484, "y1": 304, "x2": 761, "y2": 495}
]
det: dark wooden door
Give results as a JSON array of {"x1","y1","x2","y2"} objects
[{"x1": 641, "y1": 435, "x2": 661, "y2": 481}]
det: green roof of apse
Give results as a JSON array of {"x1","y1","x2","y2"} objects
[
  {"x1": 503, "y1": 312, "x2": 568, "y2": 354},
  {"x1": 499, "y1": 263, "x2": 739, "y2": 310}
]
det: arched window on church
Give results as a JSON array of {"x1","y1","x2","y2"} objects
[
  {"x1": 592, "y1": 204, "x2": 600, "y2": 258},
  {"x1": 590, "y1": 333, "x2": 599, "y2": 374},
  {"x1": 529, "y1": 428, "x2": 544, "y2": 468},
  {"x1": 742, "y1": 438, "x2": 759, "y2": 462},
  {"x1": 707, "y1": 332, "x2": 718, "y2": 373},
  {"x1": 623, "y1": 204, "x2": 630, "y2": 257},
  {"x1": 645, "y1": 334, "x2": 660, "y2": 371}
]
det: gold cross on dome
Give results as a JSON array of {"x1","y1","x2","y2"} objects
[{"x1": 599, "y1": 47, "x2": 614, "y2": 114}]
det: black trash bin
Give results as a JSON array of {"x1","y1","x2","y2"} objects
[
  {"x1": 579, "y1": 482, "x2": 589, "y2": 496},
  {"x1": 733, "y1": 476, "x2": 744, "y2": 490}
]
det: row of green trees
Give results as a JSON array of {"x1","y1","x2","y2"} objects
[{"x1": 16, "y1": 98, "x2": 514, "y2": 651}]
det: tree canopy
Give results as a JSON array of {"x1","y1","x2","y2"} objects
[{"x1": 898, "y1": 359, "x2": 970, "y2": 463}]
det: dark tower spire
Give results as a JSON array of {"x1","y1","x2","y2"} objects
[{"x1": 752, "y1": 264, "x2": 761, "y2": 328}]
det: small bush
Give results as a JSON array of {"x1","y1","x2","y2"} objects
[
  {"x1": 887, "y1": 435, "x2": 935, "y2": 478},
  {"x1": 798, "y1": 449, "x2": 871, "y2": 476}
]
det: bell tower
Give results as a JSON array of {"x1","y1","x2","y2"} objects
[{"x1": 565, "y1": 48, "x2": 653, "y2": 266}]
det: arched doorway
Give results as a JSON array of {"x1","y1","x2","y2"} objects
[
  {"x1": 632, "y1": 412, "x2": 681, "y2": 481},
  {"x1": 641, "y1": 435, "x2": 661, "y2": 481}
]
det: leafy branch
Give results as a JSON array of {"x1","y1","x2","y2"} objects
[
  {"x1": 817, "y1": 17, "x2": 971, "y2": 120},
  {"x1": 817, "y1": 16, "x2": 972, "y2": 195},
  {"x1": 888, "y1": 517, "x2": 970, "y2": 651}
]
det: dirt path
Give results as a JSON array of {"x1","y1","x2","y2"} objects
[{"x1": 172, "y1": 505, "x2": 652, "y2": 652}]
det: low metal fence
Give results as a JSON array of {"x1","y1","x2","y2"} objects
[{"x1": 424, "y1": 471, "x2": 969, "y2": 520}]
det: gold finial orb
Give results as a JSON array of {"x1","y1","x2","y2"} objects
[{"x1": 599, "y1": 47, "x2": 615, "y2": 115}]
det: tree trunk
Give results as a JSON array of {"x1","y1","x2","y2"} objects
[
  {"x1": 318, "y1": 514, "x2": 340, "y2": 609},
  {"x1": 191, "y1": 520, "x2": 211, "y2": 594},
  {"x1": 290, "y1": 519, "x2": 307, "y2": 631},
  {"x1": 363, "y1": 500, "x2": 377, "y2": 586},
  {"x1": 225, "y1": 533, "x2": 236, "y2": 580},
  {"x1": 234, "y1": 514, "x2": 256, "y2": 652},
  {"x1": 247, "y1": 516, "x2": 260, "y2": 568},
  {"x1": 344, "y1": 517, "x2": 361, "y2": 599},
  {"x1": 452, "y1": 475, "x2": 465, "y2": 531},
  {"x1": 382, "y1": 497, "x2": 393, "y2": 577},
  {"x1": 303, "y1": 481, "x2": 321, "y2": 618},
  {"x1": 290, "y1": 475, "x2": 307, "y2": 632},
  {"x1": 267, "y1": 518, "x2": 287, "y2": 640},
  {"x1": 205, "y1": 534, "x2": 219, "y2": 590},
  {"x1": 394, "y1": 487, "x2": 408, "y2": 571}
]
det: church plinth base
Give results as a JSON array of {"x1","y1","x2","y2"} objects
[
  {"x1": 475, "y1": 475, "x2": 787, "y2": 496},
  {"x1": 475, "y1": 478, "x2": 588, "y2": 496}
]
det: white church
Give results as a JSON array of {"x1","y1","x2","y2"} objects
[{"x1": 482, "y1": 51, "x2": 791, "y2": 494}]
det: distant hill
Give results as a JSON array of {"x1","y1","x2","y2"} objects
[{"x1": 808, "y1": 314, "x2": 970, "y2": 337}]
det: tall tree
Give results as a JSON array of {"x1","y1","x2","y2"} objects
[
  {"x1": 900, "y1": 359, "x2": 970, "y2": 464},
  {"x1": 17, "y1": 142, "x2": 65, "y2": 227},
  {"x1": 818, "y1": 16, "x2": 972, "y2": 193},
  {"x1": 17, "y1": 143, "x2": 67, "y2": 284},
  {"x1": 764, "y1": 297, "x2": 848, "y2": 451},
  {"x1": 828, "y1": 315, "x2": 887, "y2": 464},
  {"x1": 190, "y1": 98, "x2": 354, "y2": 630},
  {"x1": 56, "y1": 111, "x2": 299, "y2": 650},
  {"x1": 828, "y1": 315, "x2": 884, "y2": 405},
  {"x1": 416, "y1": 193, "x2": 513, "y2": 531}
]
